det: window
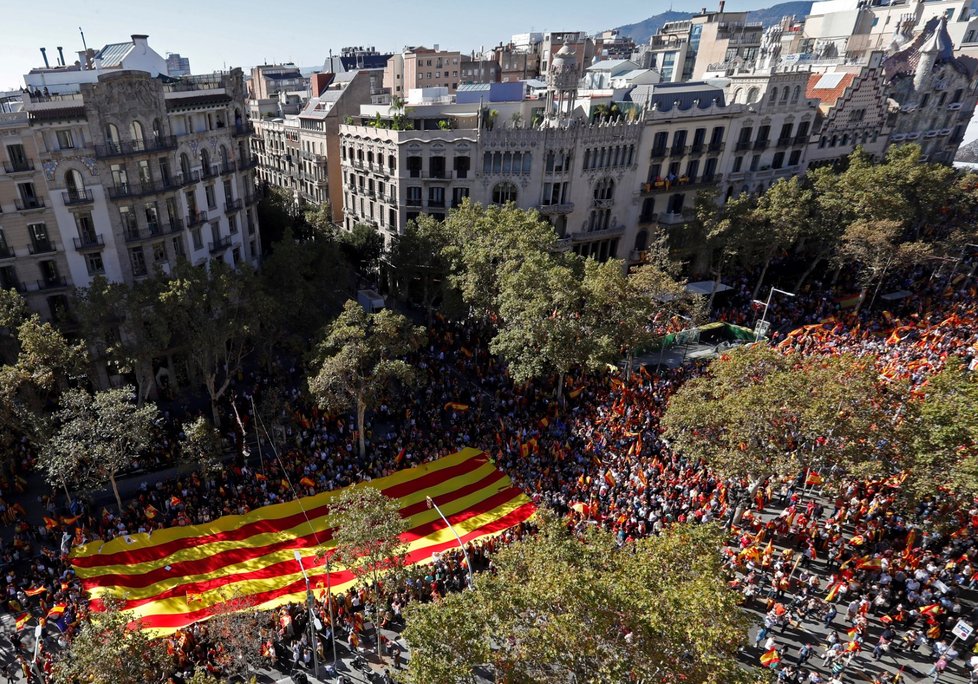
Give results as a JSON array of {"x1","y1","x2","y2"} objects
[
  {"x1": 429, "y1": 156, "x2": 446, "y2": 178},
  {"x1": 185, "y1": 190, "x2": 198, "y2": 216},
  {"x1": 85, "y1": 252, "x2": 104, "y2": 276},
  {"x1": 130, "y1": 247, "x2": 148, "y2": 276},
  {"x1": 205, "y1": 185, "x2": 216, "y2": 210},
  {"x1": 788, "y1": 150, "x2": 802, "y2": 166},
  {"x1": 428, "y1": 186, "x2": 445, "y2": 208},
  {"x1": 492, "y1": 182, "x2": 517, "y2": 204},
  {"x1": 772, "y1": 151, "x2": 785, "y2": 169},
  {"x1": 75, "y1": 213, "x2": 97, "y2": 244},
  {"x1": 28, "y1": 223, "x2": 51, "y2": 253},
  {"x1": 749, "y1": 154, "x2": 760, "y2": 172},
  {"x1": 593, "y1": 177, "x2": 615, "y2": 202},
  {"x1": 151, "y1": 241, "x2": 168, "y2": 264},
  {"x1": 228, "y1": 214, "x2": 238, "y2": 234},
  {"x1": 406, "y1": 187, "x2": 422, "y2": 207},
  {"x1": 172, "y1": 236, "x2": 186, "y2": 259},
  {"x1": 191, "y1": 226, "x2": 203, "y2": 250},
  {"x1": 452, "y1": 187, "x2": 470, "y2": 208},
  {"x1": 407, "y1": 156, "x2": 422, "y2": 178},
  {"x1": 130, "y1": 120, "x2": 145, "y2": 147},
  {"x1": 0, "y1": 266, "x2": 19, "y2": 291},
  {"x1": 56, "y1": 130, "x2": 75, "y2": 149},
  {"x1": 746, "y1": 87, "x2": 759, "y2": 104},
  {"x1": 454, "y1": 156, "x2": 470, "y2": 179},
  {"x1": 138, "y1": 160, "x2": 152, "y2": 185},
  {"x1": 732, "y1": 155, "x2": 743, "y2": 173}
]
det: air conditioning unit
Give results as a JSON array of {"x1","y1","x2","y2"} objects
[{"x1": 948, "y1": 102, "x2": 963, "y2": 111}]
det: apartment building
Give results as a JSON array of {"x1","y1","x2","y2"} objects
[
  {"x1": 0, "y1": 65, "x2": 260, "y2": 322},
  {"x1": 251, "y1": 69, "x2": 385, "y2": 222},
  {"x1": 384, "y1": 46, "x2": 463, "y2": 95},
  {"x1": 250, "y1": 64, "x2": 307, "y2": 100}
]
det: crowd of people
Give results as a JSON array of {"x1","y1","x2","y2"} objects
[{"x1": 0, "y1": 261, "x2": 975, "y2": 682}]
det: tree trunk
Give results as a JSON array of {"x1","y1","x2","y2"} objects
[
  {"x1": 853, "y1": 286, "x2": 869, "y2": 314},
  {"x1": 211, "y1": 398, "x2": 221, "y2": 429},
  {"x1": 751, "y1": 253, "x2": 773, "y2": 301},
  {"x1": 556, "y1": 372, "x2": 565, "y2": 407},
  {"x1": 62, "y1": 480, "x2": 72, "y2": 506},
  {"x1": 356, "y1": 398, "x2": 367, "y2": 458},
  {"x1": 110, "y1": 472, "x2": 123, "y2": 513},
  {"x1": 794, "y1": 255, "x2": 823, "y2": 292},
  {"x1": 707, "y1": 269, "x2": 722, "y2": 311}
]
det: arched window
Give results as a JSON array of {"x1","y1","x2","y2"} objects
[
  {"x1": 65, "y1": 169, "x2": 84, "y2": 201},
  {"x1": 219, "y1": 145, "x2": 229, "y2": 167},
  {"x1": 733, "y1": 88, "x2": 743, "y2": 103},
  {"x1": 492, "y1": 182, "x2": 518, "y2": 204},
  {"x1": 130, "y1": 120, "x2": 145, "y2": 146},
  {"x1": 746, "y1": 87, "x2": 760, "y2": 104},
  {"x1": 780, "y1": 88, "x2": 789, "y2": 103},
  {"x1": 180, "y1": 153, "x2": 192, "y2": 178},
  {"x1": 791, "y1": 85, "x2": 801, "y2": 103},
  {"x1": 769, "y1": 87, "x2": 778, "y2": 103},
  {"x1": 522, "y1": 152, "x2": 532, "y2": 174},
  {"x1": 200, "y1": 148, "x2": 211, "y2": 174},
  {"x1": 593, "y1": 177, "x2": 615, "y2": 202},
  {"x1": 583, "y1": 149, "x2": 590, "y2": 170},
  {"x1": 502, "y1": 152, "x2": 512, "y2": 174},
  {"x1": 105, "y1": 123, "x2": 120, "y2": 153},
  {"x1": 152, "y1": 118, "x2": 164, "y2": 142}
]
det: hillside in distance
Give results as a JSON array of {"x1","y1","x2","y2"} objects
[{"x1": 615, "y1": 2, "x2": 814, "y2": 44}]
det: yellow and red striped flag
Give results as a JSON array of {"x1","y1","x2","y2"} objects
[
  {"x1": 24, "y1": 587, "x2": 46, "y2": 598},
  {"x1": 47, "y1": 603, "x2": 66, "y2": 620},
  {"x1": 805, "y1": 470, "x2": 824, "y2": 487},
  {"x1": 14, "y1": 613, "x2": 29, "y2": 630},
  {"x1": 759, "y1": 648, "x2": 780, "y2": 668},
  {"x1": 71, "y1": 448, "x2": 534, "y2": 636}
]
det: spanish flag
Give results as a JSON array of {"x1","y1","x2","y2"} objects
[
  {"x1": 805, "y1": 470, "x2": 824, "y2": 487},
  {"x1": 24, "y1": 587, "x2": 46, "y2": 598},
  {"x1": 856, "y1": 557, "x2": 883, "y2": 572},
  {"x1": 444, "y1": 402, "x2": 469, "y2": 412},
  {"x1": 254, "y1": 474, "x2": 268, "y2": 482},
  {"x1": 145, "y1": 505, "x2": 160, "y2": 520},
  {"x1": 919, "y1": 603, "x2": 942, "y2": 617},
  {"x1": 47, "y1": 603, "x2": 66, "y2": 620},
  {"x1": 395, "y1": 448, "x2": 407, "y2": 465},
  {"x1": 14, "y1": 613, "x2": 30, "y2": 631},
  {"x1": 826, "y1": 581, "x2": 844, "y2": 602},
  {"x1": 299, "y1": 477, "x2": 316, "y2": 489},
  {"x1": 169, "y1": 497, "x2": 183, "y2": 508},
  {"x1": 759, "y1": 648, "x2": 780, "y2": 668},
  {"x1": 70, "y1": 448, "x2": 535, "y2": 637},
  {"x1": 43, "y1": 516, "x2": 59, "y2": 530},
  {"x1": 568, "y1": 386, "x2": 585, "y2": 399},
  {"x1": 61, "y1": 514, "x2": 81, "y2": 526},
  {"x1": 604, "y1": 471, "x2": 617, "y2": 488}
]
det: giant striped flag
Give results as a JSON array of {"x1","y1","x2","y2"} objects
[{"x1": 70, "y1": 448, "x2": 534, "y2": 636}]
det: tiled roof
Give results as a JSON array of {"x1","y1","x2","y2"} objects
[
  {"x1": 881, "y1": 16, "x2": 973, "y2": 80},
  {"x1": 805, "y1": 71, "x2": 856, "y2": 109},
  {"x1": 95, "y1": 42, "x2": 134, "y2": 68}
]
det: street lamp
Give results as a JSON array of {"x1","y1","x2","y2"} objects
[
  {"x1": 293, "y1": 550, "x2": 321, "y2": 679},
  {"x1": 754, "y1": 287, "x2": 795, "y2": 340},
  {"x1": 322, "y1": 549, "x2": 340, "y2": 669},
  {"x1": 426, "y1": 496, "x2": 475, "y2": 588}
]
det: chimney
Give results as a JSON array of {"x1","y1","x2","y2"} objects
[
  {"x1": 434, "y1": 43, "x2": 440, "y2": 52},
  {"x1": 57, "y1": 47, "x2": 65, "y2": 66},
  {"x1": 718, "y1": 0, "x2": 725, "y2": 11},
  {"x1": 40, "y1": 47, "x2": 50, "y2": 68},
  {"x1": 131, "y1": 34, "x2": 149, "y2": 53},
  {"x1": 77, "y1": 51, "x2": 88, "y2": 69}
]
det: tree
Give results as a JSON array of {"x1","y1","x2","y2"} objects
[
  {"x1": 308, "y1": 301, "x2": 424, "y2": 457},
  {"x1": 303, "y1": 201, "x2": 335, "y2": 239},
  {"x1": 662, "y1": 345, "x2": 899, "y2": 511},
  {"x1": 160, "y1": 260, "x2": 262, "y2": 426},
  {"x1": 748, "y1": 176, "x2": 814, "y2": 298},
  {"x1": 339, "y1": 223, "x2": 384, "y2": 276},
  {"x1": 39, "y1": 386, "x2": 159, "y2": 512},
  {"x1": 442, "y1": 199, "x2": 559, "y2": 316},
  {"x1": 386, "y1": 215, "x2": 461, "y2": 320},
  {"x1": 837, "y1": 219, "x2": 931, "y2": 311},
  {"x1": 691, "y1": 189, "x2": 754, "y2": 308},
  {"x1": 327, "y1": 486, "x2": 409, "y2": 660},
  {"x1": 50, "y1": 600, "x2": 172, "y2": 684},
  {"x1": 490, "y1": 251, "x2": 592, "y2": 401},
  {"x1": 0, "y1": 289, "x2": 87, "y2": 450},
  {"x1": 403, "y1": 513, "x2": 753, "y2": 684},
  {"x1": 76, "y1": 275, "x2": 171, "y2": 401},
  {"x1": 902, "y1": 359, "x2": 978, "y2": 505},
  {"x1": 197, "y1": 596, "x2": 267, "y2": 681},
  {"x1": 180, "y1": 416, "x2": 225, "y2": 472}
]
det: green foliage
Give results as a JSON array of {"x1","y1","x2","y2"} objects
[
  {"x1": 837, "y1": 218, "x2": 932, "y2": 309},
  {"x1": 180, "y1": 416, "x2": 225, "y2": 472},
  {"x1": 442, "y1": 199, "x2": 559, "y2": 315},
  {"x1": 308, "y1": 300, "x2": 425, "y2": 456},
  {"x1": 50, "y1": 601, "x2": 172, "y2": 684},
  {"x1": 662, "y1": 345, "x2": 901, "y2": 486},
  {"x1": 40, "y1": 386, "x2": 159, "y2": 511},
  {"x1": 159, "y1": 260, "x2": 264, "y2": 426},
  {"x1": 902, "y1": 359, "x2": 978, "y2": 504},
  {"x1": 403, "y1": 514, "x2": 752, "y2": 684},
  {"x1": 386, "y1": 215, "x2": 463, "y2": 318},
  {"x1": 339, "y1": 223, "x2": 384, "y2": 275}
]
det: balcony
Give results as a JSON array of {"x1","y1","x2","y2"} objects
[
  {"x1": 187, "y1": 211, "x2": 209, "y2": 228},
  {"x1": 72, "y1": 234, "x2": 105, "y2": 251},
  {"x1": 199, "y1": 165, "x2": 218, "y2": 180},
  {"x1": 735, "y1": 140, "x2": 752, "y2": 152},
  {"x1": 232, "y1": 123, "x2": 255, "y2": 137},
  {"x1": 793, "y1": 134, "x2": 810, "y2": 145},
  {"x1": 708, "y1": 141, "x2": 725, "y2": 152},
  {"x1": 650, "y1": 147, "x2": 668, "y2": 159},
  {"x1": 0, "y1": 280, "x2": 26, "y2": 293},
  {"x1": 572, "y1": 224, "x2": 626, "y2": 242},
  {"x1": 658, "y1": 209, "x2": 695, "y2": 225},
  {"x1": 27, "y1": 240, "x2": 56, "y2": 255},
  {"x1": 240, "y1": 156, "x2": 259, "y2": 170},
  {"x1": 36, "y1": 276, "x2": 68, "y2": 291},
  {"x1": 538, "y1": 202, "x2": 575, "y2": 215},
  {"x1": 775, "y1": 137, "x2": 793, "y2": 148},
  {"x1": 209, "y1": 236, "x2": 233, "y2": 253},
  {"x1": 638, "y1": 213, "x2": 658, "y2": 224},
  {"x1": 3, "y1": 160, "x2": 35, "y2": 174},
  {"x1": 109, "y1": 179, "x2": 185, "y2": 199},
  {"x1": 218, "y1": 161, "x2": 237, "y2": 175},
  {"x1": 94, "y1": 136, "x2": 177, "y2": 159},
  {"x1": 405, "y1": 198, "x2": 423, "y2": 207},
  {"x1": 243, "y1": 192, "x2": 257, "y2": 205},
  {"x1": 62, "y1": 189, "x2": 95, "y2": 206},
  {"x1": 689, "y1": 143, "x2": 705, "y2": 155},
  {"x1": 225, "y1": 199, "x2": 243, "y2": 213},
  {"x1": 670, "y1": 145, "x2": 690, "y2": 156},
  {"x1": 753, "y1": 139, "x2": 769, "y2": 150},
  {"x1": 427, "y1": 200, "x2": 446, "y2": 209},
  {"x1": 15, "y1": 197, "x2": 45, "y2": 211}
]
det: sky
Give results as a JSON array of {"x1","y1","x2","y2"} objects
[{"x1": 1, "y1": 0, "x2": 767, "y2": 90}]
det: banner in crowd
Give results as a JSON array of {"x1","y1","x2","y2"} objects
[{"x1": 70, "y1": 448, "x2": 535, "y2": 636}]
